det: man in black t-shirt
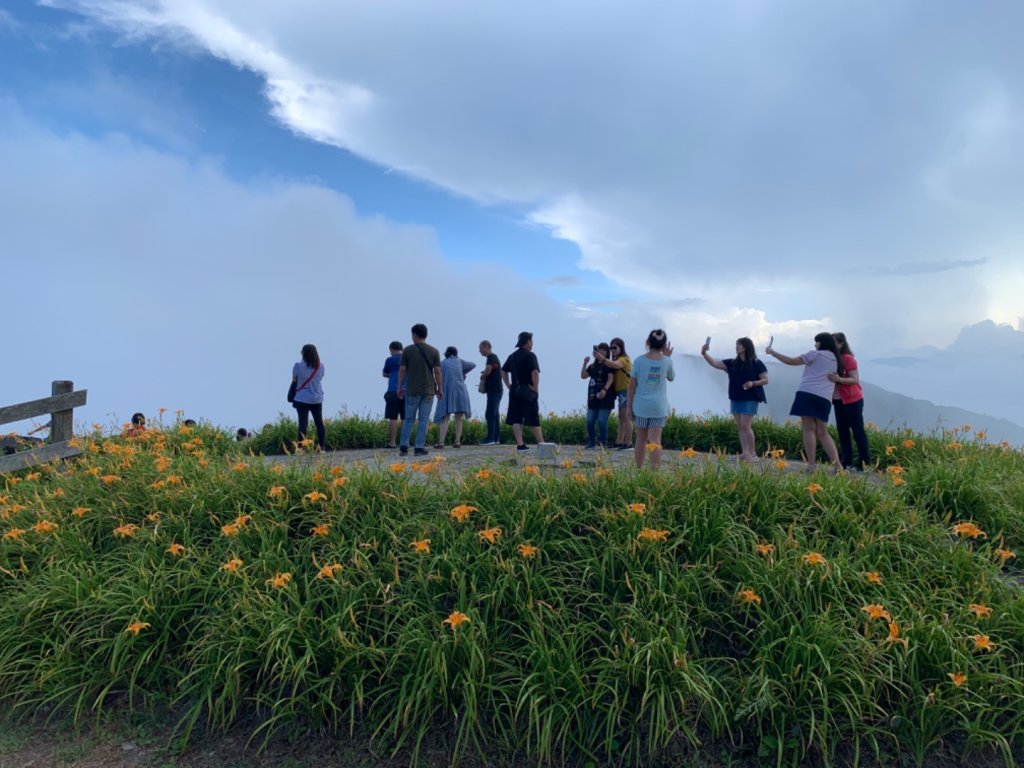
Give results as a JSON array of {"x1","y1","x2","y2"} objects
[
  {"x1": 478, "y1": 340, "x2": 504, "y2": 445},
  {"x1": 501, "y1": 331, "x2": 545, "y2": 451}
]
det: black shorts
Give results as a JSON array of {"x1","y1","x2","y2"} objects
[
  {"x1": 506, "y1": 395, "x2": 540, "y2": 427},
  {"x1": 384, "y1": 391, "x2": 404, "y2": 420}
]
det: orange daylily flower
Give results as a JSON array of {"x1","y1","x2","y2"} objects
[
  {"x1": 975, "y1": 431, "x2": 987, "y2": 440},
  {"x1": 71, "y1": 507, "x2": 90, "y2": 518},
  {"x1": 864, "y1": 571, "x2": 884, "y2": 585},
  {"x1": 891, "y1": 476, "x2": 906, "y2": 486},
  {"x1": 637, "y1": 527, "x2": 670, "y2": 543},
  {"x1": 679, "y1": 447, "x2": 697, "y2": 459},
  {"x1": 124, "y1": 621, "x2": 151, "y2": 636},
  {"x1": 802, "y1": 552, "x2": 827, "y2": 567},
  {"x1": 627, "y1": 502, "x2": 647, "y2": 515},
  {"x1": 861, "y1": 604, "x2": 892, "y2": 622},
  {"x1": 99, "y1": 475, "x2": 120, "y2": 485},
  {"x1": 231, "y1": 462, "x2": 247, "y2": 472},
  {"x1": 475, "y1": 469, "x2": 493, "y2": 480},
  {"x1": 737, "y1": 588, "x2": 762, "y2": 605},
  {"x1": 234, "y1": 514, "x2": 252, "y2": 527},
  {"x1": 310, "y1": 523, "x2": 330, "y2": 537},
  {"x1": 572, "y1": 472, "x2": 586, "y2": 483},
  {"x1": 24, "y1": 472, "x2": 41, "y2": 482},
  {"x1": 329, "y1": 466, "x2": 344, "y2": 477},
  {"x1": 645, "y1": 443, "x2": 661, "y2": 453},
  {"x1": 410, "y1": 538, "x2": 431, "y2": 554},
  {"x1": 995, "y1": 548, "x2": 1016, "y2": 562},
  {"x1": 449, "y1": 504, "x2": 478, "y2": 523},
  {"x1": 389, "y1": 462, "x2": 407, "y2": 473},
  {"x1": 3, "y1": 528, "x2": 26, "y2": 541},
  {"x1": 517, "y1": 543, "x2": 539, "y2": 558},
  {"x1": 443, "y1": 610, "x2": 471, "y2": 630},
  {"x1": 478, "y1": 527, "x2": 502, "y2": 544},
  {"x1": 971, "y1": 634, "x2": 995, "y2": 652},
  {"x1": 316, "y1": 563, "x2": 344, "y2": 580},
  {"x1": 221, "y1": 558, "x2": 243, "y2": 573},
  {"x1": 332, "y1": 477, "x2": 349, "y2": 488},
  {"x1": 560, "y1": 459, "x2": 575, "y2": 469},
  {"x1": 902, "y1": 439, "x2": 916, "y2": 449},
  {"x1": 948, "y1": 442, "x2": 962, "y2": 451},
  {"x1": 886, "y1": 465, "x2": 904, "y2": 476},
  {"x1": 967, "y1": 603, "x2": 992, "y2": 619},
  {"x1": 303, "y1": 491, "x2": 327, "y2": 503},
  {"x1": 755, "y1": 542, "x2": 775, "y2": 556},
  {"x1": 32, "y1": 520, "x2": 58, "y2": 534},
  {"x1": 268, "y1": 486, "x2": 286, "y2": 498},
  {"x1": 948, "y1": 671, "x2": 968, "y2": 687},
  {"x1": 806, "y1": 482, "x2": 822, "y2": 494},
  {"x1": 220, "y1": 523, "x2": 241, "y2": 537},
  {"x1": 166, "y1": 543, "x2": 185, "y2": 557},
  {"x1": 885, "y1": 445, "x2": 896, "y2": 456},
  {"x1": 885, "y1": 622, "x2": 908, "y2": 647},
  {"x1": 266, "y1": 572, "x2": 292, "y2": 589},
  {"x1": 113, "y1": 523, "x2": 138, "y2": 538},
  {"x1": 773, "y1": 460, "x2": 788, "y2": 470},
  {"x1": 522, "y1": 465, "x2": 540, "y2": 475},
  {"x1": 951, "y1": 522, "x2": 986, "y2": 539}
]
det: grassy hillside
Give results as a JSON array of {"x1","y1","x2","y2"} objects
[{"x1": 1, "y1": 419, "x2": 1022, "y2": 766}]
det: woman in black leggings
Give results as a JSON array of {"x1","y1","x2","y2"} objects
[
  {"x1": 828, "y1": 333, "x2": 871, "y2": 470},
  {"x1": 291, "y1": 344, "x2": 326, "y2": 450}
]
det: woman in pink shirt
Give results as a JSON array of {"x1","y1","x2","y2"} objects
[
  {"x1": 766, "y1": 332, "x2": 841, "y2": 469},
  {"x1": 828, "y1": 332, "x2": 871, "y2": 471}
]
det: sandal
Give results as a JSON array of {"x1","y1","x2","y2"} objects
[
  {"x1": 433, "y1": 443, "x2": 444, "y2": 449},
  {"x1": 453, "y1": 443, "x2": 461, "y2": 448}
]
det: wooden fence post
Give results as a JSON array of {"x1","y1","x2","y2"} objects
[{"x1": 50, "y1": 380, "x2": 74, "y2": 444}]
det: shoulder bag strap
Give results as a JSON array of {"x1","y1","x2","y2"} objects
[{"x1": 297, "y1": 363, "x2": 320, "y2": 393}]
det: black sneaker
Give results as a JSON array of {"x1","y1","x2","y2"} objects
[
  {"x1": 516, "y1": 444, "x2": 530, "y2": 452},
  {"x1": 414, "y1": 447, "x2": 429, "y2": 456},
  {"x1": 399, "y1": 446, "x2": 408, "y2": 456},
  {"x1": 618, "y1": 444, "x2": 632, "y2": 451}
]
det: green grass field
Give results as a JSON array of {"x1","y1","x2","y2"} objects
[{"x1": 1, "y1": 417, "x2": 1022, "y2": 766}]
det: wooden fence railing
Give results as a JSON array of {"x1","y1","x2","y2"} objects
[{"x1": 0, "y1": 381, "x2": 88, "y2": 474}]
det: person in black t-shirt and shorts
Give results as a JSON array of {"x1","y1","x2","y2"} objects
[{"x1": 501, "y1": 331, "x2": 545, "y2": 452}]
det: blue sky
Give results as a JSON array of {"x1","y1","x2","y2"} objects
[{"x1": 3, "y1": 0, "x2": 1024, "y2": 432}]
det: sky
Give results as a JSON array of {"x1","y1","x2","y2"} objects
[{"x1": 2, "y1": 0, "x2": 1024, "y2": 434}]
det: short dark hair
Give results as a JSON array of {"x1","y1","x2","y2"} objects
[
  {"x1": 236, "y1": 428, "x2": 249, "y2": 440},
  {"x1": 646, "y1": 329, "x2": 667, "y2": 350},
  {"x1": 595, "y1": 342, "x2": 610, "y2": 353},
  {"x1": 516, "y1": 331, "x2": 533, "y2": 348},
  {"x1": 479, "y1": 340, "x2": 491, "y2": 350},
  {"x1": 445, "y1": 346, "x2": 458, "y2": 358},
  {"x1": 131, "y1": 412, "x2": 145, "y2": 426},
  {"x1": 183, "y1": 419, "x2": 197, "y2": 427},
  {"x1": 301, "y1": 344, "x2": 320, "y2": 368},
  {"x1": 411, "y1": 323, "x2": 428, "y2": 339},
  {"x1": 389, "y1": 340, "x2": 403, "y2": 352}
]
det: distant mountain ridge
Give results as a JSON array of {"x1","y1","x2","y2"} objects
[{"x1": 674, "y1": 355, "x2": 1024, "y2": 446}]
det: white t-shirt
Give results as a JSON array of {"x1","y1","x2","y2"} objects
[{"x1": 797, "y1": 350, "x2": 837, "y2": 401}]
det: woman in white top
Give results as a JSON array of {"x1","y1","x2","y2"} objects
[{"x1": 766, "y1": 332, "x2": 840, "y2": 469}]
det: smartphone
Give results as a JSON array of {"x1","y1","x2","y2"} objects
[
  {"x1": 768, "y1": 336, "x2": 774, "y2": 348},
  {"x1": 705, "y1": 336, "x2": 711, "y2": 346}
]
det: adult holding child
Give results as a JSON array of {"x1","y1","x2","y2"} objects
[
  {"x1": 765, "y1": 333, "x2": 841, "y2": 470},
  {"x1": 828, "y1": 332, "x2": 871, "y2": 471},
  {"x1": 433, "y1": 346, "x2": 476, "y2": 448},
  {"x1": 580, "y1": 342, "x2": 616, "y2": 449},
  {"x1": 627, "y1": 329, "x2": 675, "y2": 469},
  {"x1": 701, "y1": 337, "x2": 768, "y2": 461},
  {"x1": 290, "y1": 343, "x2": 325, "y2": 450}
]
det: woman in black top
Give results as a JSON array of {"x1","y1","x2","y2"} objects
[
  {"x1": 580, "y1": 342, "x2": 617, "y2": 448},
  {"x1": 701, "y1": 337, "x2": 768, "y2": 461}
]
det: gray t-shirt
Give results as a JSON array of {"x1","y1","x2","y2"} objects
[
  {"x1": 629, "y1": 354, "x2": 674, "y2": 418},
  {"x1": 292, "y1": 362, "x2": 324, "y2": 404},
  {"x1": 798, "y1": 350, "x2": 837, "y2": 401}
]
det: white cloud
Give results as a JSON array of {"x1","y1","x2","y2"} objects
[{"x1": 42, "y1": 0, "x2": 1024, "y2": 356}]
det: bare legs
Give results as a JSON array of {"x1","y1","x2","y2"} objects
[
  {"x1": 801, "y1": 416, "x2": 840, "y2": 468},
  {"x1": 734, "y1": 413, "x2": 756, "y2": 459},
  {"x1": 634, "y1": 425, "x2": 664, "y2": 469},
  {"x1": 512, "y1": 423, "x2": 545, "y2": 447},
  {"x1": 616, "y1": 401, "x2": 633, "y2": 447}
]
